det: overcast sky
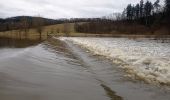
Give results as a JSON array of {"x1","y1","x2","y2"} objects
[{"x1": 0, "y1": 0, "x2": 164, "y2": 19}]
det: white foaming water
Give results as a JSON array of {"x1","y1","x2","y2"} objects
[{"x1": 59, "y1": 37, "x2": 170, "y2": 85}]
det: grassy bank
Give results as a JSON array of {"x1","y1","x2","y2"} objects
[
  {"x1": 0, "y1": 23, "x2": 75, "y2": 40},
  {"x1": 1, "y1": 22, "x2": 170, "y2": 40}
]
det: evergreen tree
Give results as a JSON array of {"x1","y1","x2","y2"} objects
[
  {"x1": 126, "y1": 4, "x2": 133, "y2": 20},
  {"x1": 132, "y1": 5, "x2": 136, "y2": 20},
  {"x1": 144, "y1": 1, "x2": 153, "y2": 26},
  {"x1": 165, "y1": 0, "x2": 170, "y2": 16},
  {"x1": 135, "y1": 4, "x2": 140, "y2": 19},
  {"x1": 144, "y1": 1, "x2": 153, "y2": 17},
  {"x1": 165, "y1": 0, "x2": 170, "y2": 30},
  {"x1": 139, "y1": 0, "x2": 144, "y2": 18}
]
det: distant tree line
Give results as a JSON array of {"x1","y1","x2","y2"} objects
[
  {"x1": 75, "y1": 0, "x2": 170, "y2": 35},
  {"x1": 0, "y1": 16, "x2": 104, "y2": 32},
  {"x1": 0, "y1": 16, "x2": 64, "y2": 32},
  {"x1": 74, "y1": 19, "x2": 115, "y2": 34},
  {"x1": 1, "y1": 0, "x2": 170, "y2": 35}
]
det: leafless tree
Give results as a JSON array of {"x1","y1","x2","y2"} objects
[
  {"x1": 33, "y1": 16, "x2": 44, "y2": 39},
  {"x1": 63, "y1": 23, "x2": 70, "y2": 36},
  {"x1": 21, "y1": 16, "x2": 29, "y2": 38}
]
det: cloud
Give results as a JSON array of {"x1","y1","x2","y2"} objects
[{"x1": 0, "y1": 0, "x2": 164, "y2": 19}]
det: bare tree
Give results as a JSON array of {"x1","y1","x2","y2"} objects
[
  {"x1": 21, "y1": 16, "x2": 29, "y2": 37},
  {"x1": 18, "y1": 23, "x2": 22, "y2": 39},
  {"x1": 33, "y1": 16, "x2": 44, "y2": 39},
  {"x1": 153, "y1": 0, "x2": 161, "y2": 13},
  {"x1": 63, "y1": 23, "x2": 70, "y2": 36}
]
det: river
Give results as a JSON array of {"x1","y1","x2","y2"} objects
[{"x1": 0, "y1": 37, "x2": 169, "y2": 100}]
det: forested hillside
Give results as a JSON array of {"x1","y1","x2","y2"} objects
[{"x1": 75, "y1": 0, "x2": 170, "y2": 35}]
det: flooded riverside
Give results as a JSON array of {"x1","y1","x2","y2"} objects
[{"x1": 0, "y1": 37, "x2": 170, "y2": 100}]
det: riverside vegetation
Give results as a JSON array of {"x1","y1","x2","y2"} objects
[{"x1": 0, "y1": 0, "x2": 170, "y2": 38}]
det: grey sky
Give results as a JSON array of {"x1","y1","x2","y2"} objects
[{"x1": 0, "y1": 0, "x2": 164, "y2": 19}]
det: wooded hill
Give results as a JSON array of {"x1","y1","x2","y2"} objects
[
  {"x1": 75, "y1": 0, "x2": 170, "y2": 35},
  {"x1": 0, "y1": 16, "x2": 103, "y2": 32}
]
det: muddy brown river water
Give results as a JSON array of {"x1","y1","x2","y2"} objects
[{"x1": 0, "y1": 37, "x2": 170, "y2": 100}]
